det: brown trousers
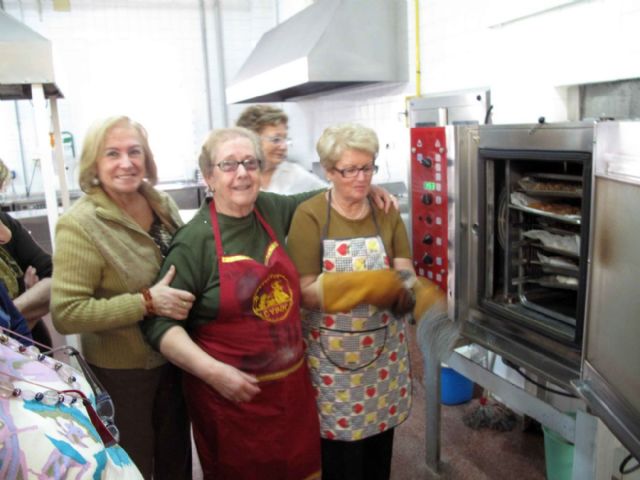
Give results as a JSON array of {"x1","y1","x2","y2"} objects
[{"x1": 92, "y1": 363, "x2": 192, "y2": 480}]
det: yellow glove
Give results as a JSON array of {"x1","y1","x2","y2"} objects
[
  {"x1": 413, "y1": 277, "x2": 447, "y2": 322},
  {"x1": 319, "y1": 270, "x2": 405, "y2": 313}
]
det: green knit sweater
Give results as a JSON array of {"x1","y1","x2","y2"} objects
[{"x1": 51, "y1": 184, "x2": 182, "y2": 369}]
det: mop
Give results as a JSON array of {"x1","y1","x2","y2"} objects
[{"x1": 462, "y1": 351, "x2": 517, "y2": 431}]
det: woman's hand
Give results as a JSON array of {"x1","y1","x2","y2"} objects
[
  {"x1": 206, "y1": 361, "x2": 261, "y2": 403},
  {"x1": 148, "y1": 265, "x2": 196, "y2": 320},
  {"x1": 369, "y1": 185, "x2": 399, "y2": 213},
  {"x1": 23, "y1": 266, "x2": 40, "y2": 290},
  {"x1": 158, "y1": 326, "x2": 262, "y2": 403}
]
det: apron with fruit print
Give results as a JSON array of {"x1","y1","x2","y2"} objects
[{"x1": 303, "y1": 197, "x2": 412, "y2": 442}]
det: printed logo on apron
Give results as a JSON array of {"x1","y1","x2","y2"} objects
[{"x1": 252, "y1": 273, "x2": 294, "y2": 323}]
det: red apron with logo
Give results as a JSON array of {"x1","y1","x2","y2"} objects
[{"x1": 183, "y1": 201, "x2": 320, "y2": 480}]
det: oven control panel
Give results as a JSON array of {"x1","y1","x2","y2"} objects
[{"x1": 410, "y1": 127, "x2": 448, "y2": 291}]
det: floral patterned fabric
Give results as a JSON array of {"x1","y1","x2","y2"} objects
[
  {"x1": 0, "y1": 341, "x2": 142, "y2": 479},
  {"x1": 304, "y1": 236, "x2": 412, "y2": 441}
]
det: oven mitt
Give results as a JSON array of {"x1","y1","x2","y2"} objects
[
  {"x1": 412, "y1": 277, "x2": 446, "y2": 322},
  {"x1": 412, "y1": 277, "x2": 460, "y2": 362},
  {"x1": 319, "y1": 270, "x2": 406, "y2": 313}
]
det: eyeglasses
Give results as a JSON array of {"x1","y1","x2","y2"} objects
[
  {"x1": 61, "y1": 388, "x2": 119, "y2": 447},
  {"x1": 332, "y1": 164, "x2": 379, "y2": 178},
  {"x1": 261, "y1": 136, "x2": 292, "y2": 146},
  {"x1": 215, "y1": 158, "x2": 262, "y2": 173}
]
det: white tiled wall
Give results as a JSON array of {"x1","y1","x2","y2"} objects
[
  {"x1": 2, "y1": 0, "x2": 639, "y2": 198},
  {"x1": 278, "y1": 0, "x2": 640, "y2": 184},
  {"x1": 0, "y1": 0, "x2": 276, "y2": 197}
]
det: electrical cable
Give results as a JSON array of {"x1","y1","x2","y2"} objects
[
  {"x1": 503, "y1": 358, "x2": 578, "y2": 398},
  {"x1": 619, "y1": 453, "x2": 639, "y2": 475},
  {"x1": 484, "y1": 105, "x2": 494, "y2": 125}
]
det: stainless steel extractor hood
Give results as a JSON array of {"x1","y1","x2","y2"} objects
[
  {"x1": 0, "y1": 10, "x2": 63, "y2": 99},
  {"x1": 226, "y1": 0, "x2": 407, "y2": 104}
]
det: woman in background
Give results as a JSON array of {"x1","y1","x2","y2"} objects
[
  {"x1": 51, "y1": 116, "x2": 194, "y2": 480},
  {"x1": 0, "y1": 159, "x2": 54, "y2": 347},
  {"x1": 236, "y1": 104, "x2": 328, "y2": 193}
]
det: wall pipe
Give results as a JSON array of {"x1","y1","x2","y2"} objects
[
  {"x1": 213, "y1": 0, "x2": 228, "y2": 126},
  {"x1": 199, "y1": 0, "x2": 213, "y2": 130},
  {"x1": 13, "y1": 101, "x2": 29, "y2": 196},
  {"x1": 404, "y1": 0, "x2": 422, "y2": 127}
]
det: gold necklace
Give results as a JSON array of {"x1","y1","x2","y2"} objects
[{"x1": 332, "y1": 195, "x2": 368, "y2": 220}]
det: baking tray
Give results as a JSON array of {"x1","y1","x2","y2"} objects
[
  {"x1": 531, "y1": 243, "x2": 581, "y2": 259},
  {"x1": 509, "y1": 204, "x2": 581, "y2": 225},
  {"x1": 527, "y1": 261, "x2": 579, "y2": 277},
  {"x1": 513, "y1": 275, "x2": 579, "y2": 291},
  {"x1": 517, "y1": 173, "x2": 582, "y2": 198}
]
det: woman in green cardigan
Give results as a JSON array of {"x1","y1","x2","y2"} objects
[{"x1": 51, "y1": 116, "x2": 195, "y2": 480}]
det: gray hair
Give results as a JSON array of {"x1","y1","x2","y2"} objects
[
  {"x1": 198, "y1": 127, "x2": 264, "y2": 177},
  {"x1": 316, "y1": 123, "x2": 379, "y2": 169}
]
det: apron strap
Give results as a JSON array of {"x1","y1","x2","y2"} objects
[
  {"x1": 209, "y1": 200, "x2": 279, "y2": 261},
  {"x1": 321, "y1": 190, "x2": 381, "y2": 267}
]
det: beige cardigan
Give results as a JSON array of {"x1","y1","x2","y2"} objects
[{"x1": 51, "y1": 184, "x2": 182, "y2": 369}]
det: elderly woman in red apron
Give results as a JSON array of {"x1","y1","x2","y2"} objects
[
  {"x1": 287, "y1": 123, "x2": 444, "y2": 480},
  {"x1": 141, "y1": 127, "x2": 399, "y2": 480}
]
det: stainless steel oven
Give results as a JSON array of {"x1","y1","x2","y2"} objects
[
  {"x1": 410, "y1": 120, "x2": 640, "y2": 460},
  {"x1": 464, "y1": 123, "x2": 593, "y2": 387}
]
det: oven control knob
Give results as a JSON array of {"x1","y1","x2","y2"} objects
[
  {"x1": 422, "y1": 234, "x2": 433, "y2": 245},
  {"x1": 421, "y1": 193, "x2": 433, "y2": 205},
  {"x1": 420, "y1": 156, "x2": 433, "y2": 168},
  {"x1": 422, "y1": 253, "x2": 433, "y2": 265}
]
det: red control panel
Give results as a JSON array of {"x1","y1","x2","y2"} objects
[{"x1": 410, "y1": 127, "x2": 448, "y2": 292}]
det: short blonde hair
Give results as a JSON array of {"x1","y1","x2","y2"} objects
[
  {"x1": 198, "y1": 127, "x2": 264, "y2": 178},
  {"x1": 316, "y1": 123, "x2": 379, "y2": 170},
  {"x1": 78, "y1": 116, "x2": 158, "y2": 193},
  {"x1": 0, "y1": 159, "x2": 10, "y2": 191},
  {"x1": 236, "y1": 105, "x2": 288, "y2": 134}
]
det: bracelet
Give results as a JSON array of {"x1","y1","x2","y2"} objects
[{"x1": 141, "y1": 288, "x2": 155, "y2": 315}]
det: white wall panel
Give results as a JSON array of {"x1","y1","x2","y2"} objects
[
  {"x1": 0, "y1": 0, "x2": 225, "y2": 196},
  {"x1": 2, "y1": 0, "x2": 638, "y2": 198}
]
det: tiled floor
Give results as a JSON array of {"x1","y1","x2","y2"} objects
[{"x1": 389, "y1": 327, "x2": 546, "y2": 480}]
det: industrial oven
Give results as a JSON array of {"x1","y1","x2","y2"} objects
[{"x1": 410, "y1": 120, "x2": 640, "y2": 460}]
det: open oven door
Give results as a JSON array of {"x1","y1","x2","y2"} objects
[{"x1": 574, "y1": 121, "x2": 640, "y2": 460}]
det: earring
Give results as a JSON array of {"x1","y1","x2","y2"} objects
[{"x1": 91, "y1": 177, "x2": 100, "y2": 186}]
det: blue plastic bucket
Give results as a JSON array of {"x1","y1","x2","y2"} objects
[{"x1": 440, "y1": 366, "x2": 474, "y2": 405}]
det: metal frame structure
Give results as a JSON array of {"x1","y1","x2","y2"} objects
[{"x1": 0, "y1": 9, "x2": 70, "y2": 249}]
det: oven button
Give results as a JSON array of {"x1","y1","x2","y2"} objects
[
  {"x1": 422, "y1": 253, "x2": 433, "y2": 265},
  {"x1": 421, "y1": 193, "x2": 433, "y2": 205},
  {"x1": 422, "y1": 234, "x2": 433, "y2": 245},
  {"x1": 420, "y1": 156, "x2": 433, "y2": 168},
  {"x1": 425, "y1": 215, "x2": 433, "y2": 224}
]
